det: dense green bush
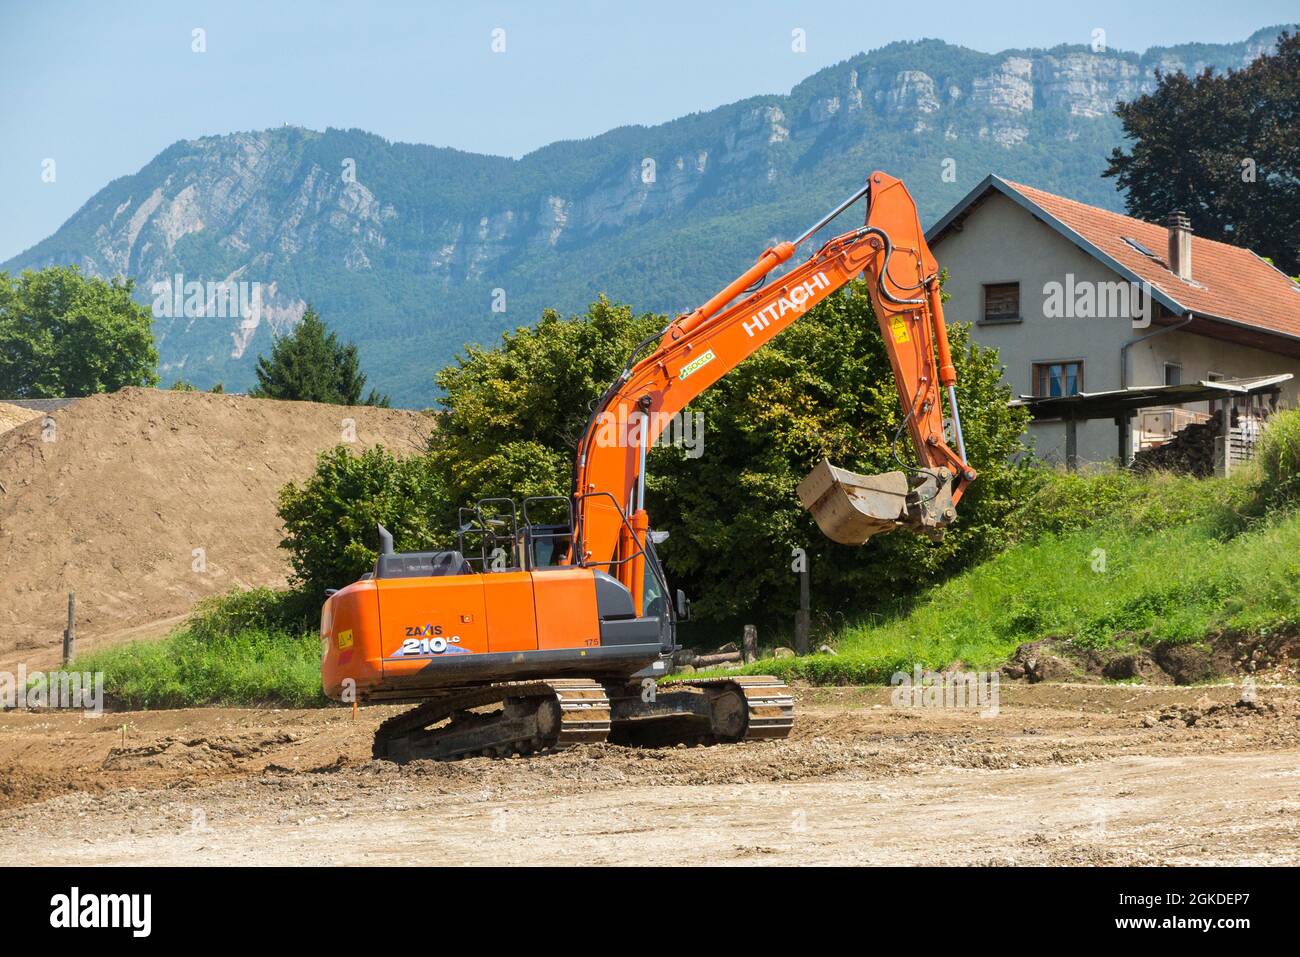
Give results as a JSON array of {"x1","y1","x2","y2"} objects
[
  {"x1": 1257, "y1": 409, "x2": 1300, "y2": 506},
  {"x1": 646, "y1": 283, "x2": 1032, "y2": 622},
  {"x1": 1007, "y1": 466, "x2": 1256, "y2": 542},
  {"x1": 428, "y1": 297, "x2": 657, "y2": 509},
  {"x1": 277, "y1": 445, "x2": 451, "y2": 596},
  {"x1": 185, "y1": 586, "x2": 317, "y2": 639}
]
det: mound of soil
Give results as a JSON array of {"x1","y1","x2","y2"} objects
[
  {"x1": 1144, "y1": 696, "x2": 1296, "y2": 729},
  {"x1": 1002, "y1": 630, "x2": 1300, "y2": 685},
  {"x1": 0, "y1": 388, "x2": 430, "y2": 667},
  {"x1": 0, "y1": 402, "x2": 40, "y2": 435}
]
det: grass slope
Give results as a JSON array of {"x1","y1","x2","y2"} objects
[
  {"x1": 738, "y1": 469, "x2": 1299, "y2": 684},
  {"x1": 74, "y1": 589, "x2": 321, "y2": 709}
]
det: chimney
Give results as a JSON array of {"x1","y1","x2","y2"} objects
[{"x1": 1167, "y1": 211, "x2": 1192, "y2": 280}]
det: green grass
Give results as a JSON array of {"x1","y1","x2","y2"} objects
[
  {"x1": 73, "y1": 590, "x2": 324, "y2": 709},
  {"x1": 728, "y1": 467, "x2": 1299, "y2": 685}
]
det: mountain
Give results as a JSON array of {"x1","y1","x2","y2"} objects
[{"x1": 4, "y1": 26, "x2": 1291, "y2": 406}]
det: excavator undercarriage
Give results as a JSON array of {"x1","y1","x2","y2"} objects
[{"x1": 371, "y1": 676, "x2": 795, "y2": 762}]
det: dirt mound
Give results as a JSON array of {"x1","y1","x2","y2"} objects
[
  {"x1": 1144, "y1": 694, "x2": 1298, "y2": 730},
  {"x1": 1001, "y1": 630, "x2": 1300, "y2": 685},
  {"x1": 0, "y1": 402, "x2": 40, "y2": 435},
  {"x1": 0, "y1": 388, "x2": 430, "y2": 667},
  {"x1": 101, "y1": 731, "x2": 302, "y2": 771}
]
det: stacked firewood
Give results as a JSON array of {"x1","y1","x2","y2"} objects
[{"x1": 1132, "y1": 418, "x2": 1222, "y2": 476}]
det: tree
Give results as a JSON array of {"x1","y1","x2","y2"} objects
[
  {"x1": 0, "y1": 265, "x2": 158, "y2": 398},
  {"x1": 1104, "y1": 32, "x2": 1300, "y2": 274},
  {"x1": 250, "y1": 305, "x2": 389, "y2": 406},
  {"x1": 646, "y1": 282, "x2": 1030, "y2": 623},
  {"x1": 278, "y1": 445, "x2": 449, "y2": 595},
  {"x1": 429, "y1": 298, "x2": 654, "y2": 510}
]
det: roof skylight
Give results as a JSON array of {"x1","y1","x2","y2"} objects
[{"x1": 1122, "y1": 236, "x2": 1158, "y2": 259}]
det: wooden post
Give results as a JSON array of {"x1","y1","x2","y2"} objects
[
  {"x1": 795, "y1": 559, "x2": 810, "y2": 656},
  {"x1": 62, "y1": 591, "x2": 75, "y2": 665},
  {"x1": 1065, "y1": 415, "x2": 1078, "y2": 472},
  {"x1": 1117, "y1": 412, "x2": 1133, "y2": 467},
  {"x1": 1215, "y1": 401, "x2": 1232, "y2": 477},
  {"x1": 743, "y1": 624, "x2": 757, "y2": 664}
]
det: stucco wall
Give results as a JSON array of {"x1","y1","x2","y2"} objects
[{"x1": 1128, "y1": 329, "x2": 1300, "y2": 413}]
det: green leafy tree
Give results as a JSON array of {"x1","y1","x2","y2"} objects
[
  {"x1": 429, "y1": 297, "x2": 655, "y2": 510},
  {"x1": 646, "y1": 282, "x2": 1030, "y2": 623},
  {"x1": 0, "y1": 265, "x2": 158, "y2": 398},
  {"x1": 278, "y1": 445, "x2": 449, "y2": 595},
  {"x1": 1104, "y1": 32, "x2": 1300, "y2": 274},
  {"x1": 250, "y1": 305, "x2": 390, "y2": 406}
]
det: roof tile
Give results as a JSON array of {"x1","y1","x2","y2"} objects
[{"x1": 1000, "y1": 178, "x2": 1300, "y2": 340}]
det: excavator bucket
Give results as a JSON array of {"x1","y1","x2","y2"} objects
[{"x1": 797, "y1": 458, "x2": 910, "y2": 545}]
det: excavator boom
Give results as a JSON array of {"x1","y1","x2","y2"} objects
[{"x1": 572, "y1": 171, "x2": 977, "y2": 606}]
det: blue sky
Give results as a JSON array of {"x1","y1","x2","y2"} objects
[{"x1": 0, "y1": 0, "x2": 1294, "y2": 261}]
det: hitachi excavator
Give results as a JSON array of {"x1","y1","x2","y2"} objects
[{"x1": 321, "y1": 171, "x2": 977, "y2": 760}]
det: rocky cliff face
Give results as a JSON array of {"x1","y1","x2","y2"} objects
[{"x1": 5, "y1": 27, "x2": 1290, "y2": 404}]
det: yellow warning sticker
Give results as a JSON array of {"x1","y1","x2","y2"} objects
[
  {"x1": 337, "y1": 629, "x2": 353, "y2": 650},
  {"x1": 890, "y1": 315, "x2": 911, "y2": 344}
]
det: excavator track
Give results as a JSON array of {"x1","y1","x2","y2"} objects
[
  {"x1": 606, "y1": 674, "x2": 796, "y2": 746},
  {"x1": 372, "y1": 679, "x2": 610, "y2": 762},
  {"x1": 661, "y1": 675, "x2": 796, "y2": 740},
  {"x1": 370, "y1": 675, "x2": 794, "y2": 762}
]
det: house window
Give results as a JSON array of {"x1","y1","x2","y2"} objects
[
  {"x1": 1033, "y1": 360, "x2": 1083, "y2": 398},
  {"x1": 1164, "y1": 362, "x2": 1182, "y2": 386},
  {"x1": 982, "y1": 282, "x2": 1020, "y2": 322}
]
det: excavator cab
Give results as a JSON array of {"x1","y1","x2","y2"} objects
[{"x1": 458, "y1": 494, "x2": 677, "y2": 655}]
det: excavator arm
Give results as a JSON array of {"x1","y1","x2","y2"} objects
[{"x1": 571, "y1": 171, "x2": 978, "y2": 609}]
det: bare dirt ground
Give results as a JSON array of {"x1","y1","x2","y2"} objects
[
  {"x1": 1, "y1": 683, "x2": 1297, "y2": 866},
  {"x1": 0, "y1": 388, "x2": 430, "y2": 670}
]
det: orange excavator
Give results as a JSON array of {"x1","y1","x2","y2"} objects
[{"x1": 321, "y1": 171, "x2": 977, "y2": 760}]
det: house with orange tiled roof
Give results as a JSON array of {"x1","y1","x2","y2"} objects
[{"x1": 928, "y1": 175, "x2": 1300, "y2": 465}]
